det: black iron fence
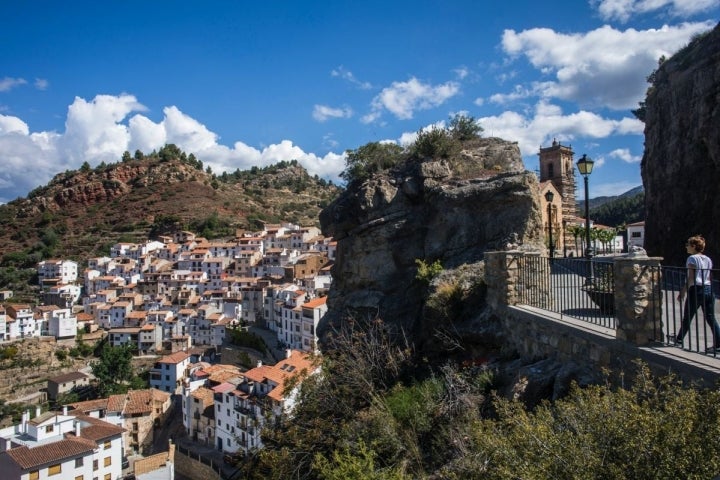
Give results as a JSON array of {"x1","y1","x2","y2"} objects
[
  {"x1": 517, "y1": 256, "x2": 616, "y2": 329},
  {"x1": 660, "y1": 266, "x2": 720, "y2": 357},
  {"x1": 516, "y1": 256, "x2": 720, "y2": 358}
]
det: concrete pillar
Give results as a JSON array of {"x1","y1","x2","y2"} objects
[{"x1": 613, "y1": 254, "x2": 664, "y2": 346}]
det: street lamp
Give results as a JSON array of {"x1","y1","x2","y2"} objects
[
  {"x1": 576, "y1": 154, "x2": 595, "y2": 286},
  {"x1": 544, "y1": 190, "x2": 555, "y2": 259}
]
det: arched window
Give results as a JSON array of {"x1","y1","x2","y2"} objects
[{"x1": 548, "y1": 163, "x2": 554, "y2": 178}]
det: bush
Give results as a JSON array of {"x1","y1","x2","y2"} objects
[{"x1": 415, "y1": 259, "x2": 442, "y2": 284}]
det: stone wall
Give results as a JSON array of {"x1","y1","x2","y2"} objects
[
  {"x1": 486, "y1": 251, "x2": 720, "y2": 386},
  {"x1": 174, "y1": 447, "x2": 221, "y2": 480}
]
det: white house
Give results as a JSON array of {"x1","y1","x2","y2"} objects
[
  {"x1": 213, "y1": 350, "x2": 318, "y2": 456},
  {"x1": 4, "y1": 304, "x2": 38, "y2": 339},
  {"x1": 40, "y1": 306, "x2": 77, "y2": 339},
  {"x1": 0, "y1": 306, "x2": 6, "y2": 341},
  {"x1": 298, "y1": 296, "x2": 327, "y2": 352},
  {"x1": 36, "y1": 259, "x2": 78, "y2": 287},
  {"x1": 0, "y1": 407, "x2": 124, "y2": 480},
  {"x1": 149, "y1": 352, "x2": 191, "y2": 394},
  {"x1": 627, "y1": 221, "x2": 645, "y2": 249}
]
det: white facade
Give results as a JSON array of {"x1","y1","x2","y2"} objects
[
  {"x1": 37, "y1": 259, "x2": 78, "y2": 286},
  {"x1": 0, "y1": 408, "x2": 123, "y2": 480},
  {"x1": 150, "y1": 352, "x2": 191, "y2": 394},
  {"x1": 214, "y1": 350, "x2": 317, "y2": 456},
  {"x1": 627, "y1": 221, "x2": 645, "y2": 249},
  {"x1": 46, "y1": 307, "x2": 77, "y2": 339}
]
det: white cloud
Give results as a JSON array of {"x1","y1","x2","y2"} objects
[
  {"x1": 478, "y1": 100, "x2": 644, "y2": 158},
  {"x1": 59, "y1": 94, "x2": 145, "y2": 165},
  {"x1": 331, "y1": 66, "x2": 372, "y2": 89},
  {"x1": 608, "y1": 147, "x2": 642, "y2": 163},
  {"x1": 594, "y1": 0, "x2": 719, "y2": 23},
  {"x1": 500, "y1": 21, "x2": 715, "y2": 109},
  {"x1": 364, "y1": 77, "x2": 460, "y2": 122},
  {"x1": 0, "y1": 94, "x2": 348, "y2": 203},
  {"x1": 34, "y1": 78, "x2": 49, "y2": 91},
  {"x1": 0, "y1": 115, "x2": 30, "y2": 135},
  {"x1": 0, "y1": 77, "x2": 27, "y2": 92},
  {"x1": 454, "y1": 66, "x2": 470, "y2": 79},
  {"x1": 312, "y1": 104, "x2": 353, "y2": 122}
]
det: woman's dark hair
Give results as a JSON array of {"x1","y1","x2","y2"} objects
[{"x1": 688, "y1": 235, "x2": 706, "y2": 253}]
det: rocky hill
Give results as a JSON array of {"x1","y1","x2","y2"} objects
[
  {"x1": 0, "y1": 148, "x2": 341, "y2": 265},
  {"x1": 641, "y1": 22, "x2": 720, "y2": 265},
  {"x1": 318, "y1": 136, "x2": 544, "y2": 360}
]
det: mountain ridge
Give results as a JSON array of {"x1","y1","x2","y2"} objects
[{"x1": 0, "y1": 148, "x2": 341, "y2": 265}]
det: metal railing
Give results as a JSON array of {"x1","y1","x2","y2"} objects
[
  {"x1": 516, "y1": 256, "x2": 720, "y2": 358},
  {"x1": 660, "y1": 266, "x2": 720, "y2": 357},
  {"x1": 517, "y1": 256, "x2": 616, "y2": 329}
]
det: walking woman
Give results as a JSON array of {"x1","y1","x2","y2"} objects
[{"x1": 675, "y1": 235, "x2": 720, "y2": 351}]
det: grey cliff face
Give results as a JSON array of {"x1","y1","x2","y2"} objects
[
  {"x1": 318, "y1": 137, "x2": 544, "y2": 347},
  {"x1": 642, "y1": 23, "x2": 720, "y2": 265}
]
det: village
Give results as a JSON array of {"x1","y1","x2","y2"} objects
[{"x1": 0, "y1": 222, "x2": 334, "y2": 479}]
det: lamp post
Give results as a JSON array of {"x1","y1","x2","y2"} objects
[
  {"x1": 562, "y1": 219, "x2": 567, "y2": 257},
  {"x1": 576, "y1": 154, "x2": 594, "y2": 286},
  {"x1": 544, "y1": 190, "x2": 555, "y2": 259}
]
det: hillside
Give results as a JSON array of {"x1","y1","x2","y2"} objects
[
  {"x1": 586, "y1": 186, "x2": 645, "y2": 227},
  {"x1": 0, "y1": 146, "x2": 341, "y2": 267}
]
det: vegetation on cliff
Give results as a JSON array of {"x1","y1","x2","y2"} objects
[
  {"x1": 340, "y1": 114, "x2": 484, "y2": 185},
  {"x1": 240, "y1": 318, "x2": 720, "y2": 479}
]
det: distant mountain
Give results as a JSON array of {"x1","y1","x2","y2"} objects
[
  {"x1": 578, "y1": 185, "x2": 643, "y2": 211},
  {"x1": 0, "y1": 146, "x2": 341, "y2": 265},
  {"x1": 579, "y1": 185, "x2": 645, "y2": 228}
]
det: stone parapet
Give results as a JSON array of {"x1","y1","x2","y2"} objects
[{"x1": 613, "y1": 255, "x2": 664, "y2": 346}]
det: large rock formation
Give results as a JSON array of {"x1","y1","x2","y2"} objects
[
  {"x1": 318, "y1": 137, "x2": 544, "y2": 352},
  {"x1": 642, "y1": 23, "x2": 720, "y2": 266}
]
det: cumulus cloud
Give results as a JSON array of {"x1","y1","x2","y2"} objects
[
  {"x1": 500, "y1": 21, "x2": 715, "y2": 109},
  {"x1": 478, "y1": 100, "x2": 643, "y2": 158},
  {"x1": 0, "y1": 77, "x2": 27, "y2": 92},
  {"x1": 362, "y1": 77, "x2": 460, "y2": 123},
  {"x1": 594, "y1": 0, "x2": 719, "y2": 23},
  {"x1": 609, "y1": 147, "x2": 642, "y2": 163},
  {"x1": 312, "y1": 104, "x2": 353, "y2": 122},
  {"x1": 0, "y1": 94, "x2": 347, "y2": 203}
]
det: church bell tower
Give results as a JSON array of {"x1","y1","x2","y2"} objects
[{"x1": 539, "y1": 139, "x2": 578, "y2": 254}]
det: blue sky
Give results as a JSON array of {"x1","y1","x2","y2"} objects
[{"x1": 1, "y1": 1, "x2": 718, "y2": 204}]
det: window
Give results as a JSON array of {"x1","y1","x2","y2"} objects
[
  {"x1": 93, "y1": 459, "x2": 98, "y2": 471},
  {"x1": 75, "y1": 476, "x2": 84, "y2": 480},
  {"x1": 75, "y1": 458, "x2": 84, "y2": 468},
  {"x1": 104, "y1": 475, "x2": 111, "y2": 480},
  {"x1": 45, "y1": 424, "x2": 54, "y2": 433},
  {"x1": 29, "y1": 471, "x2": 39, "y2": 480},
  {"x1": 631, "y1": 231, "x2": 641, "y2": 238},
  {"x1": 48, "y1": 464, "x2": 62, "y2": 476},
  {"x1": 104, "y1": 440, "x2": 111, "y2": 449},
  {"x1": 104, "y1": 456, "x2": 112, "y2": 467}
]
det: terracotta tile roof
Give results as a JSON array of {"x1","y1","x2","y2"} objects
[
  {"x1": 190, "y1": 387, "x2": 215, "y2": 407},
  {"x1": 6, "y1": 437, "x2": 96, "y2": 469},
  {"x1": 212, "y1": 382, "x2": 235, "y2": 394},
  {"x1": 243, "y1": 350, "x2": 317, "y2": 402},
  {"x1": 158, "y1": 351, "x2": 190, "y2": 364},
  {"x1": 107, "y1": 394, "x2": 125, "y2": 412},
  {"x1": 68, "y1": 398, "x2": 108, "y2": 413},
  {"x1": 302, "y1": 297, "x2": 327, "y2": 308}
]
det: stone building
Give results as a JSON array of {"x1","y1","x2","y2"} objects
[{"x1": 538, "y1": 139, "x2": 580, "y2": 256}]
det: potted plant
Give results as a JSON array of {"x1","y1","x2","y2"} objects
[{"x1": 582, "y1": 263, "x2": 615, "y2": 314}]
